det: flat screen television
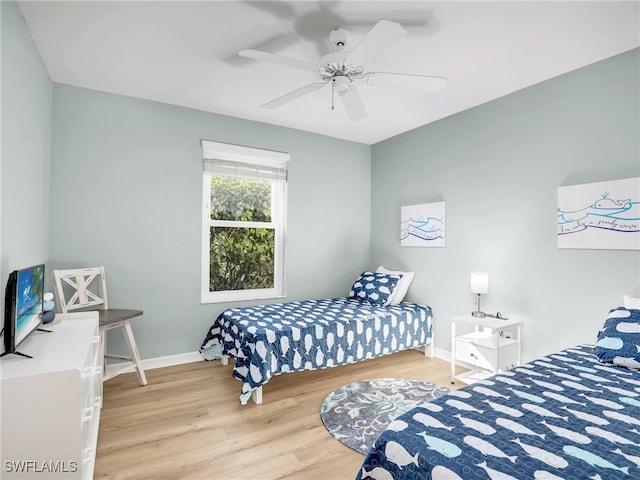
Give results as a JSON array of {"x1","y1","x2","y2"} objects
[{"x1": 2, "y1": 264, "x2": 46, "y2": 358}]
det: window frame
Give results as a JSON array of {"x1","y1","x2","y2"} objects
[{"x1": 200, "y1": 140, "x2": 288, "y2": 304}]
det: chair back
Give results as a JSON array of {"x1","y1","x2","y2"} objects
[{"x1": 53, "y1": 266, "x2": 110, "y2": 313}]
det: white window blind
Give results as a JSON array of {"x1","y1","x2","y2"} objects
[{"x1": 202, "y1": 139, "x2": 289, "y2": 182}]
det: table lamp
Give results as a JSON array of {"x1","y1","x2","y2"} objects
[{"x1": 470, "y1": 272, "x2": 488, "y2": 318}]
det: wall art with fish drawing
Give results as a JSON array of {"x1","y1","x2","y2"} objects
[{"x1": 557, "y1": 177, "x2": 640, "y2": 250}]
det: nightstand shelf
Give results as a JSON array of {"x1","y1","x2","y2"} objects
[{"x1": 450, "y1": 314, "x2": 523, "y2": 385}]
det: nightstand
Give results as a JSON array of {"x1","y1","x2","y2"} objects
[{"x1": 450, "y1": 314, "x2": 523, "y2": 384}]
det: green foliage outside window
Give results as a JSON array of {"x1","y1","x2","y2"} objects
[{"x1": 209, "y1": 176, "x2": 275, "y2": 291}]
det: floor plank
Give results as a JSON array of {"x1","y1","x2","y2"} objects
[{"x1": 95, "y1": 350, "x2": 466, "y2": 480}]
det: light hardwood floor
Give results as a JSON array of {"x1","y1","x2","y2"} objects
[{"x1": 95, "y1": 350, "x2": 466, "y2": 480}]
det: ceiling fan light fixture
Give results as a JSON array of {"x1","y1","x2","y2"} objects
[{"x1": 333, "y1": 75, "x2": 351, "y2": 93}]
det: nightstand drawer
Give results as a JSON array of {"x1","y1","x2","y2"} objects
[
  {"x1": 455, "y1": 337, "x2": 494, "y2": 371},
  {"x1": 455, "y1": 334, "x2": 518, "y2": 372}
]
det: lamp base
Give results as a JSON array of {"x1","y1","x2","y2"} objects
[{"x1": 471, "y1": 311, "x2": 487, "y2": 318}]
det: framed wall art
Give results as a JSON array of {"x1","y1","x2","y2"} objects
[
  {"x1": 557, "y1": 177, "x2": 640, "y2": 250},
  {"x1": 401, "y1": 201, "x2": 445, "y2": 247}
]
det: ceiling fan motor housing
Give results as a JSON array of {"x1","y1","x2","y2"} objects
[
  {"x1": 329, "y1": 27, "x2": 351, "y2": 50},
  {"x1": 318, "y1": 51, "x2": 363, "y2": 81}
]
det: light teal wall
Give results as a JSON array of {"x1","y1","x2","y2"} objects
[
  {"x1": 371, "y1": 48, "x2": 640, "y2": 361},
  {"x1": 4, "y1": 0, "x2": 639, "y2": 363},
  {"x1": 49, "y1": 85, "x2": 371, "y2": 358},
  {"x1": 0, "y1": 1, "x2": 52, "y2": 326}
]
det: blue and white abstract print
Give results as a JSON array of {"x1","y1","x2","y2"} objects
[
  {"x1": 400, "y1": 202, "x2": 446, "y2": 248},
  {"x1": 200, "y1": 298, "x2": 433, "y2": 405},
  {"x1": 357, "y1": 344, "x2": 640, "y2": 479}
]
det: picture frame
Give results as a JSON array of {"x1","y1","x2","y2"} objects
[
  {"x1": 401, "y1": 201, "x2": 446, "y2": 247},
  {"x1": 557, "y1": 177, "x2": 640, "y2": 250}
]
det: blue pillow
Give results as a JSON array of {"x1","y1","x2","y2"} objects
[
  {"x1": 348, "y1": 271, "x2": 402, "y2": 306},
  {"x1": 594, "y1": 307, "x2": 640, "y2": 369}
]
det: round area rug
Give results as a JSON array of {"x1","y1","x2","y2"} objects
[{"x1": 320, "y1": 378, "x2": 450, "y2": 454}]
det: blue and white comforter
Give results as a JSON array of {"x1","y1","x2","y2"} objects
[
  {"x1": 357, "y1": 344, "x2": 640, "y2": 479},
  {"x1": 200, "y1": 297, "x2": 433, "y2": 405}
]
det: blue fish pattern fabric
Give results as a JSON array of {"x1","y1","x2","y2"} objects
[
  {"x1": 349, "y1": 271, "x2": 402, "y2": 306},
  {"x1": 595, "y1": 307, "x2": 640, "y2": 369},
  {"x1": 357, "y1": 344, "x2": 640, "y2": 480},
  {"x1": 200, "y1": 297, "x2": 433, "y2": 405}
]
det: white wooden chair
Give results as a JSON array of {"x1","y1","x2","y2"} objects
[{"x1": 53, "y1": 266, "x2": 147, "y2": 386}]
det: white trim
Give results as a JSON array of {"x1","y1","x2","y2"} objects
[
  {"x1": 106, "y1": 348, "x2": 462, "y2": 377},
  {"x1": 104, "y1": 351, "x2": 203, "y2": 377},
  {"x1": 201, "y1": 172, "x2": 212, "y2": 302},
  {"x1": 201, "y1": 167, "x2": 287, "y2": 304},
  {"x1": 203, "y1": 288, "x2": 283, "y2": 304},
  {"x1": 212, "y1": 219, "x2": 276, "y2": 229},
  {"x1": 201, "y1": 139, "x2": 289, "y2": 168},
  {"x1": 433, "y1": 346, "x2": 451, "y2": 362}
]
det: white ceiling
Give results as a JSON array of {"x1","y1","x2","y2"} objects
[{"x1": 18, "y1": 1, "x2": 640, "y2": 145}]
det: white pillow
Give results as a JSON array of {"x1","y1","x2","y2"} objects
[
  {"x1": 623, "y1": 295, "x2": 640, "y2": 310},
  {"x1": 376, "y1": 265, "x2": 415, "y2": 305}
]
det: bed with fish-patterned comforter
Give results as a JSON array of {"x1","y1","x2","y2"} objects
[
  {"x1": 200, "y1": 297, "x2": 433, "y2": 405},
  {"x1": 357, "y1": 344, "x2": 640, "y2": 479}
]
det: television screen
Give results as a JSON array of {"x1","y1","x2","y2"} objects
[
  {"x1": 2, "y1": 264, "x2": 45, "y2": 357},
  {"x1": 14, "y1": 265, "x2": 44, "y2": 346}
]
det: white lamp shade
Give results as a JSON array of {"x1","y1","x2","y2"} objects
[{"x1": 470, "y1": 272, "x2": 489, "y2": 294}]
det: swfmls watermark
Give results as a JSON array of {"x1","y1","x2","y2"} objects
[{"x1": 3, "y1": 460, "x2": 79, "y2": 474}]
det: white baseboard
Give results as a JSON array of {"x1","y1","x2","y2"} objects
[
  {"x1": 106, "y1": 348, "x2": 460, "y2": 376},
  {"x1": 105, "y1": 351, "x2": 203, "y2": 376},
  {"x1": 143, "y1": 351, "x2": 204, "y2": 370},
  {"x1": 433, "y1": 346, "x2": 451, "y2": 362}
]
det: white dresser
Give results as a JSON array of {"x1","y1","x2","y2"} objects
[{"x1": 0, "y1": 313, "x2": 101, "y2": 479}]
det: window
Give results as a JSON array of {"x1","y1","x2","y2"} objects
[{"x1": 201, "y1": 140, "x2": 288, "y2": 303}]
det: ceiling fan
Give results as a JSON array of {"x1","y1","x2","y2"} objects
[{"x1": 239, "y1": 19, "x2": 447, "y2": 121}]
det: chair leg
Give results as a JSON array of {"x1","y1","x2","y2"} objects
[
  {"x1": 122, "y1": 320, "x2": 148, "y2": 386},
  {"x1": 100, "y1": 331, "x2": 108, "y2": 379}
]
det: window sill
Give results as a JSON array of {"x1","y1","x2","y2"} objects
[{"x1": 200, "y1": 292, "x2": 286, "y2": 305}]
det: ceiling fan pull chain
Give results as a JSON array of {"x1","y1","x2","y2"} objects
[{"x1": 331, "y1": 78, "x2": 335, "y2": 111}]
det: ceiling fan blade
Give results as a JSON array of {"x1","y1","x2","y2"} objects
[
  {"x1": 346, "y1": 19, "x2": 407, "y2": 66},
  {"x1": 339, "y1": 88, "x2": 367, "y2": 121},
  {"x1": 364, "y1": 72, "x2": 448, "y2": 93},
  {"x1": 262, "y1": 82, "x2": 327, "y2": 109},
  {"x1": 238, "y1": 49, "x2": 320, "y2": 72}
]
